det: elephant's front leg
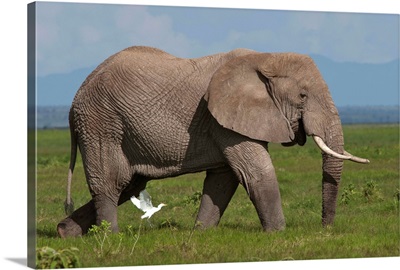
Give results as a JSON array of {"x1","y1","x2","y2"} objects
[
  {"x1": 224, "y1": 140, "x2": 286, "y2": 231},
  {"x1": 195, "y1": 167, "x2": 239, "y2": 228}
]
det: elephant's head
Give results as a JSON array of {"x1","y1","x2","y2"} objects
[{"x1": 204, "y1": 52, "x2": 369, "y2": 226}]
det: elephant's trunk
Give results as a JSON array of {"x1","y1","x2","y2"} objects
[
  {"x1": 321, "y1": 153, "x2": 343, "y2": 226},
  {"x1": 312, "y1": 116, "x2": 369, "y2": 226},
  {"x1": 319, "y1": 121, "x2": 345, "y2": 226}
]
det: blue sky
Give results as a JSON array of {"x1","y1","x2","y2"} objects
[{"x1": 36, "y1": 2, "x2": 399, "y2": 77}]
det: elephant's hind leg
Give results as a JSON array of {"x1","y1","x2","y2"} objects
[
  {"x1": 80, "y1": 140, "x2": 133, "y2": 233},
  {"x1": 57, "y1": 175, "x2": 148, "y2": 238},
  {"x1": 195, "y1": 167, "x2": 239, "y2": 229}
]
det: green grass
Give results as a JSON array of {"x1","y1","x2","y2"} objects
[{"x1": 35, "y1": 125, "x2": 399, "y2": 268}]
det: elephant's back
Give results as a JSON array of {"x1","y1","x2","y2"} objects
[
  {"x1": 70, "y1": 46, "x2": 210, "y2": 150},
  {"x1": 73, "y1": 46, "x2": 227, "y2": 106},
  {"x1": 120, "y1": 46, "x2": 175, "y2": 57}
]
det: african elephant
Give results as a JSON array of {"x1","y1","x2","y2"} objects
[{"x1": 57, "y1": 46, "x2": 369, "y2": 238}]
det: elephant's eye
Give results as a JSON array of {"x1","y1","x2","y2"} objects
[{"x1": 299, "y1": 92, "x2": 307, "y2": 100}]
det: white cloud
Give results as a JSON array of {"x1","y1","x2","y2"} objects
[
  {"x1": 36, "y1": 3, "x2": 196, "y2": 76},
  {"x1": 36, "y1": 3, "x2": 398, "y2": 76}
]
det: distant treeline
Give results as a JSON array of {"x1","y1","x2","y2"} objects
[
  {"x1": 338, "y1": 106, "x2": 399, "y2": 124},
  {"x1": 35, "y1": 105, "x2": 399, "y2": 129},
  {"x1": 37, "y1": 106, "x2": 70, "y2": 129}
]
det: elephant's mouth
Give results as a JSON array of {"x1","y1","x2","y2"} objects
[{"x1": 281, "y1": 119, "x2": 306, "y2": 147}]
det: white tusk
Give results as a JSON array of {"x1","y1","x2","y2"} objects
[
  {"x1": 312, "y1": 136, "x2": 370, "y2": 164},
  {"x1": 312, "y1": 136, "x2": 351, "y2": 160},
  {"x1": 343, "y1": 150, "x2": 370, "y2": 164}
]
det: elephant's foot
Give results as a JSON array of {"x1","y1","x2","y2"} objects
[
  {"x1": 57, "y1": 217, "x2": 84, "y2": 238},
  {"x1": 57, "y1": 200, "x2": 96, "y2": 238},
  {"x1": 261, "y1": 217, "x2": 286, "y2": 232}
]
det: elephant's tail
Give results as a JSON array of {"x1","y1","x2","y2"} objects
[{"x1": 64, "y1": 109, "x2": 77, "y2": 215}]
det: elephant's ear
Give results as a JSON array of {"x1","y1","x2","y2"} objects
[{"x1": 204, "y1": 53, "x2": 294, "y2": 143}]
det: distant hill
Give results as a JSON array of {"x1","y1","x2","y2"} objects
[
  {"x1": 36, "y1": 105, "x2": 399, "y2": 129},
  {"x1": 310, "y1": 55, "x2": 398, "y2": 106},
  {"x1": 37, "y1": 67, "x2": 93, "y2": 107}
]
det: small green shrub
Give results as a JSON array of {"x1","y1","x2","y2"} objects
[
  {"x1": 362, "y1": 180, "x2": 383, "y2": 202},
  {"x1": 87, "y1": 220, "x2": 139, "y2": 257},
  {"x1": 88, "y1": 220, "x2": 118, "y2": 257},
  {"x1": 127, "y1": 223, "x2": 142, "y2": 255},
  {"x1": 184, "y1": 191, "x2": 202, "y2": 206},
  {"x1": 340, "y1": 183, "x2": 357, "y2": 205},
  {"x1": 184, "y1": 191, "x2": 202, "y2": 216},
  {"x1": 36, "y1": 246, "x2": 80, "y2": 269}
]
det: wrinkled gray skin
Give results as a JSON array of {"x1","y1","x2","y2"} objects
[{"x1": 57, "y1": 46, "x2": 347, "y2": 237}]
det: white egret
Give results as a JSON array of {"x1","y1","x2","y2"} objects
[{"x1": 130, "y1": 189, "x2": 166, "y2": 221}]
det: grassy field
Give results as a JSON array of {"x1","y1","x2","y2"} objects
[{"x1": 35, "y1": 125, "x2": 399, "y2": 268}]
